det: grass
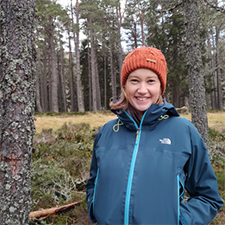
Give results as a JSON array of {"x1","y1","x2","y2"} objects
[
  {"x1": 208, "y1": 112, "x2": 225, "y2": 133},
  {"x1": 34, "y1": 112, "x2": 117, "y2": 133},
  {"x1": 31, "y1": 111, "x2": 225, "y2": 225},
  {"x1": 34, "y1": 111, "x2": 225, "y2": 134}
]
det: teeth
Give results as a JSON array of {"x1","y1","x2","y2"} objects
[{"x1": 137, "y1": 98, "x2": 147, "y2": 101}]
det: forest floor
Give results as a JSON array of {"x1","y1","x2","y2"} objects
[{"x1": 30, "y1": 111, "x2": 225, "y2": 225}]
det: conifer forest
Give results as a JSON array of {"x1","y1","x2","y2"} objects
[
  {"x1": 0, "y1": 0, "x2": 225, "y2": 225},
  {"x1": 34, "y1": 0, "x2": 225, "y2": 113}
]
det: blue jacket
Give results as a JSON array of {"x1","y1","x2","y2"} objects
[{"x1": 86, "y1": 102, "x2": 223, "y2": 225}]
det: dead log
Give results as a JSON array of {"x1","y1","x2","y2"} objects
[{"x1": 29, "y1": 201, "x2": 81, "y2": 219}]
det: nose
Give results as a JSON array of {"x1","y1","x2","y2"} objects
[{"x1": 137, "y1": 82, "x2": 148, "y2": 94}]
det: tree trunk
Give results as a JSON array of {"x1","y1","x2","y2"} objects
[
  {"x1": 182, "y1": 0, "x2": 210, "y2": 154},
  {"x1": 110, "y1": 44, "x2": 117, "y2": 102},
  {"x1": 49, "y1": 18, "x2": 58, "y2": 112},
  {"x1": 36, "y1": 47, "x2": 43, "y2": 112},
  {"x1": 43, "y1": 44, "x2": 48, "y2": 112},
  {"x1": 94, "y1": 51, "x2": 101, "y2": 110},
  {"x1": 60, "y1": 42, "x2": 67, "y2": 112},
  {"x1": 88, "y1": 42, "x2": 92, "y2": 111},
  {"x1": 90, "y1": 27, "x2": 97, "y2": 111},
  {"x1": 104, "y1": 53, "x2": 107, "y2": 109},
  {"x1": 211, "y1": 35, "x2": 218, "y2": 109},
  {"x1": 134, "y1": 22, "x2": 138, "y2": 49},
  {"x1": 0, "y1": 1, "x2": 36, "y2": 224},
  {"x1": 48, "y1": 40, "x2": 52, "y2": 111},
  {"x1": 206, "y1": 30, "x2": 216, "y2": 109},
  {"x1": 116, "y1": 2, "x2": 123, "y2": 78},
  {"x1": 68, "y1": 35, "x2": 75, "y2": 112},
  {"x1": 215, "y1": 25, "x2": 223, "y2": 110},
  {"x1": 72, "y1": 0, "x2": 85, "y2": 112},
  {"x1": 139, "y1": 12, "x2": 144, "y2": 46}
]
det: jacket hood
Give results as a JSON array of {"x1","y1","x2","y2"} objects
[{"x1": 111, "y1": 101, "x2": 180, "y2": 131}]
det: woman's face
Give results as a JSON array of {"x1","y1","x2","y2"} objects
[{"x1": 125, "y1": 68, "x2": 161, "y2": 118}]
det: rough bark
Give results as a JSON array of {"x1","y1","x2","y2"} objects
[
  {"x1": 0, "y1": 0, "x2": 36, "y2": 224},
  {"x1": 182, "y1": 0, "x2": 211, "y2": 155}
]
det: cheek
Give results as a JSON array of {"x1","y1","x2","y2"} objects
[
  {"x1": 125, "y1": 84, "x2": 135, "y2": 96},
  {"x1": 153, "y1": 85, "x2": 162, "y2": 96}
]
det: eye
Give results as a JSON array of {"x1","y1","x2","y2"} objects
[
  {"x1": 130, "y1": 78, "x2": 139, "y2": 83},
  {"x1": 148, "y1": 79, "x2": 155, "y2": 83}
]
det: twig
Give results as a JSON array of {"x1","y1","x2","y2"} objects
[{"x1": 29, "y1": 201, "x2": 81, "y2": 219}]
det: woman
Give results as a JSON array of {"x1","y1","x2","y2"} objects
[{"x1": 86, "y1": 47, "x2": 223, "y2": 225}]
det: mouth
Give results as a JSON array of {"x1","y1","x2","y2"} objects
[{"x1": 136, "y1": 97, "x2": 148, "y2": 101}]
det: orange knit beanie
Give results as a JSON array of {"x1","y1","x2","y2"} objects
[{"x1": 121, "y1": 46, "x2": 167, "y2": 95}]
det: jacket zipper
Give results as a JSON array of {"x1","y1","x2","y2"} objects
[
  {"x1": 124, "y1": 111, "x2": 147, "y2": 225},
  {"x1": 177, "y1": 175, "x2": 180, "y2": 225}
]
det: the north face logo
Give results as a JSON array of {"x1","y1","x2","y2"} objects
[{"x1": 159, "y1": 138, "x2": 171, "y2": 145}]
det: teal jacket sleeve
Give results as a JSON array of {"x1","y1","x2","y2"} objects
[
  {"x1": 85, "y1": 129, "x2": 103, "y2": 223},
  {"x1": 180, "y1": 124, "x2": 224, "y2": 225}
]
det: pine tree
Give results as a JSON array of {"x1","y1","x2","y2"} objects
[{"x1": 0, "y1": 0, "x2": 36, "y2": 223}]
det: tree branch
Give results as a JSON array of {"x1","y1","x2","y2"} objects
[
  {"x1": 204, "y1": 0, "x2": 225, "y2": 13},
  {"x1": 155, "y1": 2, "x2": 183, "y2": 14}
]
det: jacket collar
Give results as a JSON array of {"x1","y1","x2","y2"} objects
[{"x1": 112, "y1": 101, "x2": 179, "y2": 131}]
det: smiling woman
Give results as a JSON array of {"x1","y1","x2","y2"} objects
[{"x1": 85, "y1": 46, "x2": 223, "y2": 225}]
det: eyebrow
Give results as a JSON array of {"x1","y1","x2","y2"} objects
[{"x1": 129, "y1": 74, "x2": 158, "y2": 79}]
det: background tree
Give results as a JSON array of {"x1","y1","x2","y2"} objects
[
  {"x1": 182, "y1": 0, "x2": 210, "y2": 151},
  {"x1": 69, "y1": 0, "x2": 85, "y2": 112},
  {"x1": 0, "y1": 0, "x2": 36, "y2": 224}
]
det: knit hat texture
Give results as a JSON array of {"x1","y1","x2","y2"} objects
[{"x1": 121, "y1": 46, "x2": 167, "y2": 95}]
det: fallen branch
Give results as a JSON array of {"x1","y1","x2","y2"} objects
[{"x1": 29, "y1": 201, "x2": 81, "y2": 219}]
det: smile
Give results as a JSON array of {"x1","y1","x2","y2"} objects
[{"x1": 136, "y1": 97, "x2": 148, "y2": 101}]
